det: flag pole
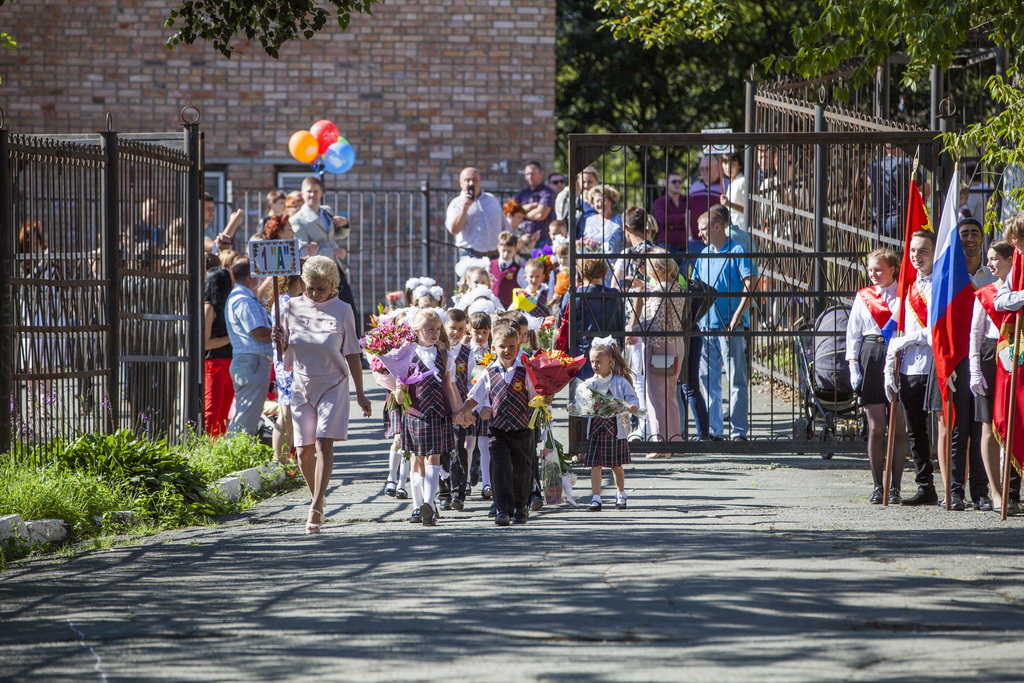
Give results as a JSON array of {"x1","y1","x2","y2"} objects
[
  {"x1": 940, "y1": 396, "x2": 952, "y2": 511},
  {"x1": 882, "y1": 353, "x2": 901, "y2": 507},
  {"x1": 1001, "y1": 311, "x2": 1023, "y2": 520}
]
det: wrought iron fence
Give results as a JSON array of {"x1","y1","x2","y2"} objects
[
  {"x1": 0, "y1": 114, "x2": 204, "y2": 456},
  {"x1": 567, "y1": 131, "x2": 940, "y2": 455}
]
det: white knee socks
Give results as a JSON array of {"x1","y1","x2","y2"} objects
[
  {"x1": 411, "y1": 472, "x2": 424, "y2": 509},
  {"x1": 464, "y1": 436, "x2": 477, "y2": 484},
  {"x1": 387, "y1": 447, "x2": 401, "y2": 482},
  {"x1": 397, "y1": 458, "x2": 409, "y2": 490},
  {"x1": 424, "y1": 465, "x2": 441, "y2": 510},
  {"x1": 478, "y1": 439, "x2": 492, "y2": 488}
]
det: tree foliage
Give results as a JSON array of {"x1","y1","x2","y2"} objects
[
  {"x1": 557, "y1": 0, "x2": 818, "y2": 167},
  {"x1": 164, "y1": 0, "x2": 379, "y2": 58}
]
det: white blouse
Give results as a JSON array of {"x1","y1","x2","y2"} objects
[{"x1": 846, "y1": 282, "x2": 898, "y2": 362}]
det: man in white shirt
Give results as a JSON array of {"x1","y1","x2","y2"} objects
[
  {"x1": 445, "y1": 167, "x2": 508, "y2": 260},
  {"x1": 884, "y1": 230, "x2": 938, "y2": 506}
]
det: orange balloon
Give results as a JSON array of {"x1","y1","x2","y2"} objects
[{"x1": 288, "y1": 130, "x2": 319, "y2": 164}]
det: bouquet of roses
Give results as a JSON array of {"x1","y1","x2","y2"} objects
[
  {"x1": 523, "y1": 349, "x2": 586, "y2": 396},
  {"x1": 360, "y1": 321, "x2": 434, "y2": 403}
]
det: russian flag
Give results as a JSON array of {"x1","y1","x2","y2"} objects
[
  {"x1": 930, "y1": 170, "x2": 974, "y2": 403},
  {"x1": 896, "y1": 179, "x2": 930, "y2": 332}
]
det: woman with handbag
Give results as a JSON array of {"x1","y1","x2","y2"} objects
[{"x1": 628, "y1": 249, "x2": 688, "y2": 447}]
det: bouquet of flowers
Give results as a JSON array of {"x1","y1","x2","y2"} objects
[
  {"x1": 360, "y1": 321, "x2": 434, "y2": 404},
  {"x1": 523, "y1": 349, "x2": 586, "y2": 396},
  {"x1": 470, "y1": 351, "x2": 496, "y2": 385},
  {"x1": 568, "y1": 384, "x2": 641, "y2": 419},
  {"x1": 536, "y1": 315, "x2": 556, "y2": 350},
  {"x1": 540, "y1": 427, "x2": 577, "y2": 506}
]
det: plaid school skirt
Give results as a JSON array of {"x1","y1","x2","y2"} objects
[
  {"x1": 585, "y1": 416, "x2": 631, "y2": 468},
  {"x1": 384, "y1": 404, "x2": 402, "y2": 439},
  {"x1": 467, "y1": 413, "x2": 490, "y2": 437},
  {"x1": 402, "y1": 412, "x2": 456, "y2": 456}
]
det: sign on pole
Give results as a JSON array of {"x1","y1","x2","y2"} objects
[
  {"x1": 249, "y1": 238, "x2": 301, "y2": 276},
  {"x1": 701, "y1": 128, "x2": 733, "y2": 155}
]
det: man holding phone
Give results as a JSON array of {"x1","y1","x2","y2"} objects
[{"x1": 446, "y1": 166, "x2": 508, "y2": 260}]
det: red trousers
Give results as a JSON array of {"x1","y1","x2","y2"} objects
[{"x1": 204, "y1": 358, "x2": 234, "y2": 436}]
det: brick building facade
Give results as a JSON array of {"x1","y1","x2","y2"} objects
[{"x1": 0, "y1": 0, "x2": 556, "y2": 193}]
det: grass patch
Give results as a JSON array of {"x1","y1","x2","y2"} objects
[{"x1": 1, "y1": 431, "x2": 293, "y2": 565}]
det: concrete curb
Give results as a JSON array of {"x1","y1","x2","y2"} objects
[
  {"x1": 24, "y1": 520, "x2": 68, "y2": 545},
  {"x1": 211, "y1": 476, "x2": 242, "y2": 501},
  {"x1": 0, "y1": 514, "x2": 28, "y2": 547}
]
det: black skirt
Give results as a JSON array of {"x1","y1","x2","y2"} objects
[
  {"x1": 975, "y1": 337, "x2": 997, "y2": 423},
  {"x1": 858, "y1": 339, "x2": 889, "y2": 406}
]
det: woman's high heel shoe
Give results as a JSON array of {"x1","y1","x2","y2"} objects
[{"x1": 305, "y1": 508, "x2": 323, "y2": 534}]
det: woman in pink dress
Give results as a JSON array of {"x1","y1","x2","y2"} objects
[{"x1": 275, "y1": 255, "x2": 372, "y2": 534}]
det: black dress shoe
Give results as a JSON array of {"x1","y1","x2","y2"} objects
[
  {"x1": 494, "y1": 512, "x2": 511, "y2": 526},
  {"x1": 888, "y1": 488, "x2": 902, "y2": 505},
  {"x1": 939, "y1": 491, "x2": 966, "y2": 511},
  {"x1": 529, "y1": 494, "x2": 543, "y2": 512},
  {"x1": 450, "y1": 498, "x2": 465, "y2": 511},
  {"x1": 588, "y1": 500, "x2": 602, "y2": 512},
  {"x1": 869, "y1": 486, "x2": 884, "y2": 504},
  {"x1": 440, "y1": 498, "x2": 452, "y2": 511},
  {"x1": 409, "y1": 510, "x2": 422, "y2": 523},
  {"x1": 481, "y1": 485, "x2": 493, "y2": 500},
  {"x1": 975, "y1": 495, "x2": 994, "y2": 512},
  {"x1": 420, "y1": 503, "x2": 437, "y2": 526},
  {"x1": 901, "y1": 487, "x2": 938, "y2": 506},
  {"x1": 511, "y1": 511, "x2": 528, "y2": 525},
  {"x1": 487, "y1": 502, "x2": 497, "y2": 518}
]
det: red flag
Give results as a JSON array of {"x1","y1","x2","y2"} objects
[
  {"x1": 993, "y1": 251, "x2": 1024, "y2": 473},
  {"x1": 896, "y1": 179, "x2": 930, "y2": 331}
]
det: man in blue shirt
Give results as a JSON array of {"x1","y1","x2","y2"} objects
[
  {"x1": 225, "y1": 258, "x2": 274, "y2": 436},
  {"x1": 693, "y1": 209, "x2": 756, "y2": 440}
]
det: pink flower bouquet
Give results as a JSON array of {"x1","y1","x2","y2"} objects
[{"x1": 523, "y1": 349, "x2": 586, "y2": 396}]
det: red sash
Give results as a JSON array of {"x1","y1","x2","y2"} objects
[
  {"x1": 974, "y1": 283, "x2": 1008, "y2": 330},
  {"x1": 857, "y1": 286, "x2": 893, "y2": 332},
  {"x1": 906, "y1": 280, "x2": 928, "y2": 328}
]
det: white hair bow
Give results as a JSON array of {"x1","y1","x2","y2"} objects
[
  {"x1": 526, "y1": 315, "x2": 543, "y2": 332},
  {"x1": 405, "y1": 276, "x2": 437, "y2": 292},
  {"x1": 467, "y1": 299, "x2": 497, "y2": 316},
  {"x1": 455, "y1": 256, "x2": 491, "y2": 280},
  {"x1": 591, "y1": 335, "x2": 619, "y2": 348},
  {"x1": 429, "y1": 307, "x2": 449, "y2": 323},
  {"x1": 456, "y1": 285, "x2": 503, "y2": 312},
  {"x1": 413, "y1": 284, "x2": 445, "y2": 301}
]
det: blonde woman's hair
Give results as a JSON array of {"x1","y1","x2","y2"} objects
[
  {"x1": 409, "y1": 308, "x2": 451, "y2": 350},
  {"x1": 648, "y1": 247, "x2": 680, "y2": 283},
  {"x1": 866, "y1": 248, "x2": 899, "y2": 271},
  {"x1": 302, "y1": 255, "x2": 339, "y2": 289},
  {"x1": 589, "y1": 341, "x2": 634, "y2": 387},
  {"x1": 587, "y1": 184, "x2": 620, "y2": 208},
  {"x1": 217, "y1": 249, "x2": 240, "y2": 269}
]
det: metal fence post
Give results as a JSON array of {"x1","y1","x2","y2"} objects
[
  {"x1": 0, "y1": 118, "x2": 12, "y2": 452},
  {"x1": 744, "y1": 79, "x2": 757, "y2": 220},
  {"x1": 420, "y1": 180, "x2": 431, "y2": 267},
  {"x1": 183, "y1": 110, "x2": 204, "y2": 432},
  {"x1": 813, "y1": 105, "x2": 828, "y2": 318},
  {"x1": 100, "y1": 128, "x2": 121, "y2": 434}
]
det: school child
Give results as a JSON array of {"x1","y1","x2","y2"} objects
[
  {"x1": 466, "y1": 312, "x2": 494, "y2": 500},
  {"x1": 548, "y1": 241, "x2": 571, "y2": 308},
  {"x1": 400, "y1": 309, "x2": 462, "y2": 526},
  {"x1": 404, "y1": 276, "x2": 441, "y2": 307},
  {"x1": 548, "y1": 219, "x2": 569, "y2": 248},
  {"x1": 490, "y1": 231, "x2": 523, "y2": 308},
  {"x1": 497, "y1": 308, "x2": 543, "y2": 511},
  {"x1": 256, "y1": 274, "x2": 304, "y2": 464},
  {"x1": 455, "y1": 320, "x2": 547, "y2": 526},
  {"x1": 465, "y1": 266, "x2": 492, "y2": 291},
  {"x1": 413, "y1": 283, "x2": 445, "y2": 309},
  {"x1": 846, "y1": 248, "x2": 906, "y2": 503},
  {"x1": 884, "y1": 229, "x2": 938, "y2": 506},
  {"x1": 382, "y1": 307, "x2": 414, "y2": 500},
  {"x1": 443, "y1": 308, "x2": 473, "y2": 510},
  {"x1": 518, "y1": 258, "x2": 551, "y2": 318},
  {"x1": 576, "y1": 339, "x2": 640, "y2": 511},
  {"x1": 455, "y1": 257, "x2": 491, "y2": 296}
]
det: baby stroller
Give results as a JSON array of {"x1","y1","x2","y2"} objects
[{"x1": 793, "y1": 305, "x2": 860, "y2": 458}]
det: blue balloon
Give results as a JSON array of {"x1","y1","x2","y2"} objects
[{"x1": 324, "y1": 141, "x2": 356, "y2": 174}]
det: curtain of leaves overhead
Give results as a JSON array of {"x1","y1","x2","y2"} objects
[{"x1": 555, "y1": 0, "x2": 820, "y2": 170}]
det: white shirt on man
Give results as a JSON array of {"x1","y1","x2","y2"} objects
[{"x1": 445, "y1": 192, "x2": 509, "y2": 254}]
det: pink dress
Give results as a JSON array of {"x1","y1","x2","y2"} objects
[{"x1": 281, "y1": 295, "x2": 360, "y2": 445}]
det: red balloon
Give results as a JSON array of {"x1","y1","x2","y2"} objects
[{"x1": 310, "y1": 120, "x2": 340, "y2": 155}]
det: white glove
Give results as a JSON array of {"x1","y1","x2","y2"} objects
[
  {"x1": 970, "y1": 370, "x2": 988, "y2": 397},
  {"x1": 884, "y1": 366, "x2": 898, "y2": 403},
  {"x1": 888, "y1": 335, "x2": 913, "y2": 356},
  {"x1": 848, "y1": 361, "x2": 862, "y2": 392}
]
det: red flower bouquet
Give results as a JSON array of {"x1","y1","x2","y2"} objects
[{"x1": 523, "y1": 349, "x2": 586, "y2": 396}]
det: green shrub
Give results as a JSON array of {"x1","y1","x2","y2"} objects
[
  {"x1": 54, "y1": 430, "x2": 209, "y2": 508},
  {"x1": 178, "y1": 433, "x2": 271, "y2": 481},
  {"x1": 0, "y1": 461, "x2": 137, "y2": 538}
]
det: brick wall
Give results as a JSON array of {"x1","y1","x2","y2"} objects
[{"x1": 0, "y1": 0, "x2": 556, "y2": 193}]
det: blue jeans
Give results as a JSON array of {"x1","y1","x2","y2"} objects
[
  {"x1": 678, "y1": 335, "x2": 709, "y2": 439},
  {"x1": 699, "y1": 331, "x2": 749, "y2": 438}
]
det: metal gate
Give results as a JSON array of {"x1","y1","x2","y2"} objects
[
  {"x1": 566, "y1": 130, "x2": 941, "y2": 455},
  {"x1": 0, "y1": 110, "x2": 204, "y2": 454}
]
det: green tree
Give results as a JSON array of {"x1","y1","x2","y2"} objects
[
  {"x1": 557, "y1": 0, "x2": 819, "y2": 169},
  {"x1": 164, "y1": 0, "x2": 379, "y2": 58}
]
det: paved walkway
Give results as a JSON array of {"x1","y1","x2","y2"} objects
[{"x1": 2, "y1": 375, "x2": 1024, "y2": 681}]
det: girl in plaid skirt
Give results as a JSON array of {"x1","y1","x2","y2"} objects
[
  {"x1": 580, "y1": 339, "x2": 639, "y2": 511},
  {"x1": 400, "y1": 309, "x2": 462, "y2": 526}
]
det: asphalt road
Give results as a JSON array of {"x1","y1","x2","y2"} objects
[{"x1": 2, "y1": 381, "x2": 1024, "y2": 682}]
